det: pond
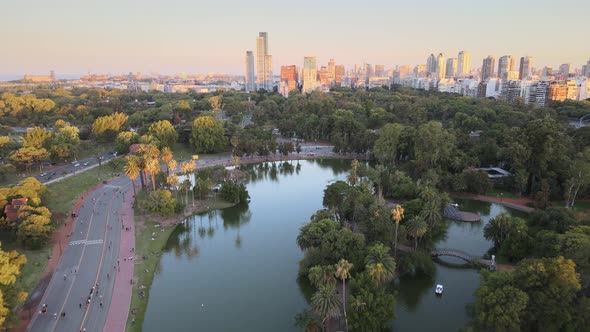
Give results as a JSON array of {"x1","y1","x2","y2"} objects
[{"x1": 142, "y1": 160, "x2": 525, "y2": 331}]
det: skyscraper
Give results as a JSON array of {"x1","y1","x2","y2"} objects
[
  {"x1": 256, "y1": 32, "x2": 272, "y2": 90},
  {"x1": 302, "y1": 56, "x2": 318, "y2": 93},
  {"x1": 245, "y1": 51, "x2": 255, "y2": 92},
  {"x1": 280, "y1": 65, "x2": 298, "y2": 93},
  {"x1": 497, "y1": 55, "x2": 514, "y2": 80},
  {"x1": 328, "y1": 58, "x2": 336, "y2": 84},
  {"x1": 436, "y1": 53, "x2": 446, "y2": 80},
  {"x1": 457, "y1": 51, "x2": 471, "y2": 77},
  {"x1": 334, "y1": 65, "x2": 345, "y2": 86},
  {"x1": 375, "y1": 64, "x2": 385, "y2": 77},
  {"x1": 559, "y1": 63, "x2": 571, "y2": 75},
  {"x1": 519, "y1": 56, "x2": 533, "y2": 80},
  {"x1": 481, "y1": 56, "x2": 495, "y2": 81},
  {"x1": 445, "y1": 58, "x2": 457, "y2": 78},
  {"x1": 426, "y1": 54, "x2": 437, "y2": 77}
]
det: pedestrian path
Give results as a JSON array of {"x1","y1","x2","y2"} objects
[{"x1": 103, "y1": 187, "x2": 135, "y2": 332}]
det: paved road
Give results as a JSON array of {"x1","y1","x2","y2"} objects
[{"x1": 27, "y1": 176, "x2": 132, "y2": 332}]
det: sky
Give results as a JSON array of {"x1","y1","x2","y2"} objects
[{"x1": 2, "y1": 0, "x2": 589, "y2": 76}]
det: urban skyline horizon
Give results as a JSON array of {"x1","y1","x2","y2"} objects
[
  {"x1": 3, "y1": 0, "x2": 589, "y2": 77},
  {"x1": 3, "y1": 47, "x2": 589, "y2": 80}
]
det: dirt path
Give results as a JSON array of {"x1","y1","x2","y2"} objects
[
  {"x1": 13, "y1": 183, "x2": 104, "y2": 332},
  {"x1": 103, "y1": 187, "x2": 135, "y2": 332}
]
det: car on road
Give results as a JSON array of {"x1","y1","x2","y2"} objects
[
  {"x1": 307, "y1": 153, "x2": 316, "y2": 156},
  {"x1": 40, "y1": 172, "x2": 48, "y2": 177},
  {"x1": 83, "y1": 162, "x2": 89, "y2": 166},
  {"x1": 74, "y1": 163, "x2": 81, "y2": 167}
]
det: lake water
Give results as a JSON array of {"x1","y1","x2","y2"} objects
[{"x1": 142, "y1": 160, "x2": 524, "y2": 331}]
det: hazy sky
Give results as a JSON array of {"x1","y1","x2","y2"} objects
[{"x1": 2, "y1": 0, "x2": 589, "y2": 76}]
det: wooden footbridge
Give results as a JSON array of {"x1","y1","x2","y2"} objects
[{"x1": 397, "y1": 244, "x2": 495, "y2": 268}]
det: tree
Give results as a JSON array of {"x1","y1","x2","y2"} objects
[
  {"x1": 91, "y1": 112, "x2": 128, "y2": 142},
  {"x1": 190, "y1": 116, "x2": 226, "y2": 153},
  {"x1": 297, "y1": 219, "x2": 340, "y2": 250},
  {"x1": 373, "y1": 123, "x2": 404, "y2": 165},
  {"x1": 335, "y1": 259, "x2": 353, "y2": 331},
  {"x1": 208, "y1": 95, "x2": 222, "y2": 111},
  {"x1": 392, "y1": 204, "x2": 404, "y2": 258},
  {"x1": 474, "y1": 274, "x2": 529, "y2": 332},
  {"x1": 483, "y1": 212, "x2": 521, "y2": 248},
  {"x1": 115, "y1": 131, "x2": 138, "y2": 154},
  {"x1": 414, "y1": 121, "x2": 455, "y2": 170},
  {"x1": 347, "y1": 159, "x2": 359, "y2": 186},
  {"x1": 406, "y1": 216, "x2": 428, "y2": 249},
  {"x1": 140, "y1": 189, "x2": 180, "y2": 216},
  {"x1": 463, "y1": 169, "x2": 493, "y2": 194},
  {"x1": 161, "y1": 147, "x2": 173, "y2": 175},
  {"x1": 23, "y1": 127, "x2": 51, "y2": 149},
  {"x1": 347, "y1": 272, "x2": 396, "y2": 332},
  {"x1": 308, "y1": 265, "x2": 337, "y2": 289},
  {"x1": 311, "y1": 284, "x2": 341, "y2": 331},
  {"x1": 148, "y1": 120, "x2": 178, "y2": 148},
  {"x1": 220, "y1": 180, "x2": 250, "y2": 204},
  {"x1": 365, "y1": 243, "x2": 396, "y2": 285},
  {"x1": 17, "y1": 207, "x2": 52, "y2": 249},
  {"x1": 9, "y1": 147, "x2": 49, "y2": 173},
  {"x1": 0, "y1": 243, "x2": 27, "y2": 329},
  {"x1": 124, "y1": 155, "x2": 141, "y2": 196},
  {"x1": 513, "y1": 256, "x2": 581, "y2": 331},
  {"x1": 564, "y1": 148, "x2": 590, "y2": 208}
]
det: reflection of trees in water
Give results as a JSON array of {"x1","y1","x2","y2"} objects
[
  {"x1": 313, "y1": 159, "x2": 351, "y2": 176},
  {"x1": 279, "y1": 161, "x2": 295, "y2": 176},
  {"x1": 394, "y1": 273, "x2": 434, "y2": 311},
  {"x1": 296, "y1": 276, "x2": 315, "y2": 303},
  {"x1": 164, "y1": 221, "x2": 200, "y2": 261},
  {"x1": 221, "y1": 203, "x2": 252, "y2": 229}
]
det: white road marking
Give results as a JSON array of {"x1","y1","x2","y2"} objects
[{"x1": 69, "y1": 239, "x2": 104, "y2": 246}]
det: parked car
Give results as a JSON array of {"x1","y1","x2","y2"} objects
[
  {"x1": 83, "y1": 162, "x2": 89, "y2": 166},
  {"x1": 40, "y1": 172, "x2": 48, "y2": 177},
  {"x1": 74, "y1": 163, "x2": 81, "y2": 167}
]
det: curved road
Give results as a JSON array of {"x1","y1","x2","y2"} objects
[{"x1": 27, "y1": 176, "x2": 132, "y2": 332}]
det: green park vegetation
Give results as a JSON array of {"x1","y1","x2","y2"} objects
[{"x1": 0, "y1": 83, "x2": 589, "y2": 330}]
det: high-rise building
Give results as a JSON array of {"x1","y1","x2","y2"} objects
[
  {"x1": 414, "y1": 64, "x2": 427, "y2": 78},
  {"x1": 445, "y1": 58, "x2": 457, "y2": 78},
  {"x1": 302, "y1": 56, "x2": 318, "y2": 93},
  {"x1": 245, "y1": 51, "x2": 255, "y2": 92},
  {"x1": 436, "y1": 53, "x2": 446, "y2": 80},
  {"x1": 334, "y1": 65, "x2": 345, "y2": 86},
  {"x1": 50, "y1": 70, "x2": 56, "y2": 81},
  {"x1": 396, "y1": 65, "x2": 412, "y2": 79},
  {"x1": 519, "y1": 56, "x2": 533, "y2": 80},
  {"x1": 542, "y1": 66, "x2": 553, "y2": 77},
  {"x1": 457, "y1": 51, "x2": 471, "y2": 77},
  {"x1": 549, "y1": 82, "x2": 568, "y2": 102},
  {"x1": 280, "y1": 65, "x2": 298, "y2": 95},
  {"x1": 583, "y1": 59, "x2": 590, "y2": 77},
  {"x1": 559, "y1": 63, "x2": 571, "y2": 75},
  {"x1": 256, "y1": 32, "x2": 272, "y2": 90},
  {"x1": 497, "y1": 55, "x2": 514, "y2": 80},
  {"x1": 365, "y1": 64, "x2": 374, "y2": 79},
  {"x1": 426, "y1": 54, "x2": 437, "y2": 77},
  {"x1": 375, "y1": 64, "x2": 385, "y2": 77},
  {"x1": 482, "y1": 56, "x2": 495, "y2": 81},
  {"x1": 328, "y1": 59, "x2": 336, "y2": 83},
  {"x1": 319, "y1": 66, "x2": 331, "y2": 87}
]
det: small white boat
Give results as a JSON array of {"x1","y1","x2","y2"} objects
[
  {"x1": 435, "y1": 284, "x2": 444, "y2": 295},
  {"x1": 450, "y1": 203, "x2": 459, "y2": 207}
]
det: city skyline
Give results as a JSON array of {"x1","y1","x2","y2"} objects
[{"x1": 2, "y1": 0, "x2": 590, "y2": 76}]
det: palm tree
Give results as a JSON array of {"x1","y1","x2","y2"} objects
[
  {"x1": 347, "y1": 159, "x2": 359, "y2": 186},
  {"x1": 335, "y1": 259, "x2": 353, "y2": 331},
  {"x1": 167, "y1": 174, "x2": 179, "y2": 197},
  {"x1": 311, "y1": 284, "x2": 342, "y2": 331},
  {"x1": 168, "y1": 159, "x2": 177, "y2": 175},
  {"x1": 161, "y1": 147, "x2": 173, "y2": 175},
  {"x1": 146, "y1": 158, "x2": 160, "y2": 191},
  {"x1": 124, "y1": 156, "x2": 140, "y2": 196},
  {"x1": 392, "y1": 205, "x2": 404, "y2": 258},
  {"x1": 483, "y1": 212, "x2": 512, "y2": 247},
  {"x1": 365, "y1": 243, "x2": 396, "y2": 286},
  {"x1": 407, "y1": 216, "x2": 428, "y2": 249},
  {"x1": 181, "y1": 179, "x2": 191, "y2": 204},
  {"x1": 309, "y1": 265, "x2": 336, "y2": 288}
]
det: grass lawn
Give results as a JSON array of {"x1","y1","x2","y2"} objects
[
  {"x1": 487, "y1": 189, "x2": 519, "y2": 199},
  {"x1": 45, "y1": 159, "x2": 124, "y2": 217},
  {"x1": 171, "y1": 142, "x2": 197, "y2": 161},
  {"x1": 126, "y1": 196, "x2": 233, "y2": 332}
]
